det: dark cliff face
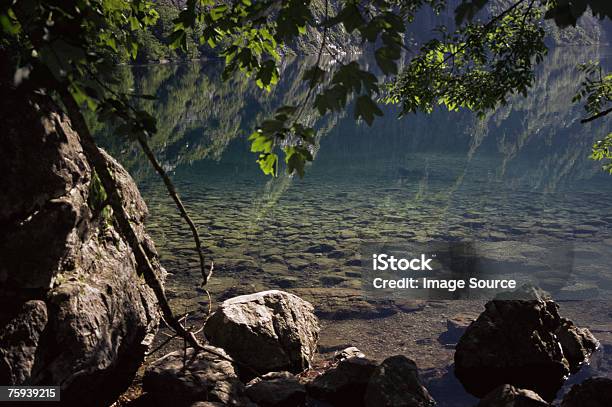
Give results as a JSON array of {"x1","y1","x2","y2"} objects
[
  {"x1": 0, "y1": 89, "x2": 163, "y2": 406},
  {"x1": 144, "y1": 0, "x2": 612, "y2": 65},
  {"x1": 171, "y1": 0, "x2": 612, "y2": 57}
]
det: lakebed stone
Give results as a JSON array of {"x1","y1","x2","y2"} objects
[
  {"x1": 438, "y1": 314, "x2": 476, "y2": 344},
  {"x1": 204, "y1": 290, "x2": 319, "y2": 376},
  {"x1": 334, "y1": 346, "x2": 366, "y2": 361}
]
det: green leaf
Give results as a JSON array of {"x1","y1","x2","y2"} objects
[
  {"x1": 257, "y1": 153, "x2": 278, "y2": 176},
  {"x1": 303, "y1": 65, "x2": 326, "y2": 88},
  {"x1": 375, "y1": 47, "x2": 398, "y2": 75},
  {"x1": 249, "y1": 130, "x2": 274, "y2": 153},
  {"x1": 355, "y1": 95, "x2": 383, "y2": 125}
]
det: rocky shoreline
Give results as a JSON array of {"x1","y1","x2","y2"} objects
[{"x1": 125, "y1": 288, "x2": 607, "y2": 407}]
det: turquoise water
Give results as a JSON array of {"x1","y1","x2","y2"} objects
[{"x1": 98, "y1": 46, "x2": 612, "y2": 405}]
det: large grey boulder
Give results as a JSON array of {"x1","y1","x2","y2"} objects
[
  {"x1": 477, "y1": 384, "x2": 550, "y2": 407},
  {"x1": 454, "y1": 298, "x2": 597, "y2": 401},
  {"x1": 204, "y1": 290, "x2": 319, "y2": 376},
  {"x1": 364, "y1": 355, "x2": 435, "y2": 407},
  {"x1": 143, "y1": 347, "x2": 251, "y2": 406},
  {"x1": 0, "y1": 90, "x2": 162, "y2": 406}
]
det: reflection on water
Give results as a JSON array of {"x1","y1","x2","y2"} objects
[{"x1": 96, "y1": 46, "x2": 612, "y2": 405}]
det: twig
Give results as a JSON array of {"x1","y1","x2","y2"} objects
[
  {"x1": 87, "y1": 68, "x2": 213, "y2": 286},
  {"x1": 135, "y1": 133, "x2": 213, "y2": 286},
  {"x1": 581, "y1": 107, "x2": 612, "y2": 123}
]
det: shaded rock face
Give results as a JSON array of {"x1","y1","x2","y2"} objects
[
  {"x1": 0, "y1": 301, "x2": 48, "y2": 385},
  {"x1": 204, "y1": 290, "x2": 319, "y2": 376},
  {"x1": 0, "y1": 91, "x2": 161, "y2": 406},
  {"x1": 560, "y1": 377, "x2": 612, "y2": 407},
  {"x1": 143, "y1": 347, "x2": 251, "y2": 406},
  {"x1": 306, "y1": 356, "x2": 378, "y2": 406},
  {"x1": 364, "y1": 355, "x2": 436, "y2": 407},
  {"x1": 245, "y1": 371, "x2": 306, "y2": 407},
  {"x1": 555, "y1": 318, "x2": 600, "y2": 372},
  {"x1": 454, "y1": 299, "x2": 597, "y2": 401},
  {"x1": 477, "y1": 384, "x2": 550, "y2": 407}
]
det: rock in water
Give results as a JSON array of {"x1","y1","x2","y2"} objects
[
  {"x1": 0, "y1": 90, "x2": 162, "y2": 405},
  {"x1": 334, "y1": 346, "x2": 366, "y2": 361},
  {"x1": 143, "y1": 347, "x2": 251, "y2": 406},
  {"x1": 204, "y1": 290, "x2": 319, "y2": 376},
  {"x1": 454, "y1": 298, "x2": 598, "y2": 401},
  {"x1": 439, "y1": 314, "x2": 475, "y2": 344},
  {"x1": 364, "y1": 355, "x2": 436, "y2": 407},
  {"x1": 454, "y1": 300, "x2": 565, "y2": 400},
  {"x1": 306, "y1": 356, "x2": 378, "y2": 406},
  {"x1": 560, "y1": 377, "x2": 612, "y2": 407},
  {"x1": 245, "y1": 371, "x2": 306, "y2": 407},
  {"x1": 477, "y1": 384, "x2": 550, "y2": 407}
]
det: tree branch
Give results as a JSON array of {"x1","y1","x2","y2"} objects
[
  {"x1": 135, "y1": 133, "x2": 213, "y2": 286},
  {"x1": 86, "y1": 68, "x2": 213, "y2": 286},
  {"x1": 581, "y1": 107, "x2": 612, "y2": 123}
]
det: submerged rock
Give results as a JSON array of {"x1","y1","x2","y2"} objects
[
  {"x1": 560, "y1": 377, "x2": 612, "y2": 407},
  {"x1": 454, "y1": 299, "x2": 569, "y2": 400},
  {"x1": 0, "y1": 90, "x2": 161, "y2": 406},
  {"x1": 204, "y1": 290, "x2": 319, "y2": 376},
  {"x1": 306, "y1": 356, "x2": 378, "y2": 406},
  {"x1": 245, "y1": 371, "x2": 306, "y2": 407},
  {"x1": 438, "y1": 314, "x2": 475, "y2": 344},
  {"x1": 143, "y1": 347, "x2": 250, "y2": 406},
  {"x1": 334, "y1": 346, "x2": 366, "y2": 361},
  {"x1": 477, "y1": 384, "x2": 550, "y2": 407},
  {"x1": 364, "y1": 355, "x2": 436, "y2": 407},
  {"x1": 291, "y1": 288, "x2": 399, "y2": 320},
  {"x1": 306, "y1": 243, "x2": 336, "y2": 253}
]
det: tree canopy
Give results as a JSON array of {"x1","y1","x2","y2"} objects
[{"x1": 2, "y1": 0, "x2": 612, "y2": 177}]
